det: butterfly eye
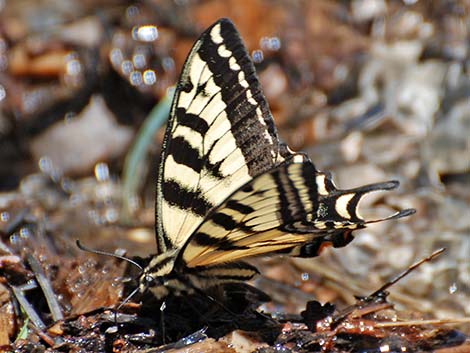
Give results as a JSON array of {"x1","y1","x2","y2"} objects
[{"x1": 144, "y1": 274, "x2": 157, "y2": 286}]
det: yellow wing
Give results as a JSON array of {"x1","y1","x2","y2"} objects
[{"x1": 178, "y1": 154, "x2": 412, "y2": 269}]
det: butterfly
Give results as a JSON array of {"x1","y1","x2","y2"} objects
[{"x1": 137, "y1": 18, "x2": 413, "y2": 300}]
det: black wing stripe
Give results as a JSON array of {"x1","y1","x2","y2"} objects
[
  {"x1": 167, "y1": 136, "x2": 204, "y2": 174},
  {"x1": 201, "y1": 103, "x2": 268, "y2": 169},
  {"x1": 211, "y1": 212, "x2": 240, "y2": 231},
  {"x1": 225, "y1": 200, "x2": 255, "y2": 214},
  {"x1": 347, "y1": 193, "x2": 362, "y2": 222},
  {"x1": 191, "y1": 231, "x2": 249, "y2": 250},
  {"x1": 162, "y1": 180, "x2": 213, "y2": 217},
  {"x1": 187, "y1": 262, "x2": 259, "y2": 280},
  {"x1": 274, "y1": 164, "x2": 305, "y2": 224},
  {"x1": 175, "y1": 108, "x2": 210, "y2": 136}
]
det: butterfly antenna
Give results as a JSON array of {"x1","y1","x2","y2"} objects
[
  {"x1": 76, "y1": 240, "x2": 145, "y2": 328},
  {"x1": 76, "y1": 240, "x2": 144, "y2": 273}
]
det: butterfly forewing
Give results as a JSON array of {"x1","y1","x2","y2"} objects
[{"x1": 156, "y1": 19, "x2": 291, "y2": 253}]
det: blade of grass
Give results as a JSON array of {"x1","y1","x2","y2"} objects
[
  {"x1": 15, "y1": 318, "x2": 29, "y2": 342},
  {"x1": 11, "y1": 285, "x2": 46, "y2": 331},
  {"x1": 121, "y1": 88, "x2": 174, "y2": 222},
  {"x1": 27, "y1": 254, "x2": 64, "y2": 321}
]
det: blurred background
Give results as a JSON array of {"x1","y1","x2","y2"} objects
[{"x1": 0, "y1": 0, "x2": 468, "y2": 334}]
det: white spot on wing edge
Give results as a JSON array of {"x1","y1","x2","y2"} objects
[
  {"x1": 229, "y1": 56, "x2": 241, "y2": 71},
  {"x1": 293, "y1": 154, "x2": 305, "y2": 163},
  {"x1": 316, "y1": 175, "x2": 329, "y2": 195},
  {"x1": 258, "y1": 106, "x2": 274, "y2": 144},
  {"x1": 238, "y1": 71, "x2": 248, "y2": 88},
  {"x1": 335, "y1": 193, "x2": 354, "y2": 219},
  {"x1": 256, "y1": 108, "x2": 265, "y2": 124},
  {"x1": 264, "y1": 131, "x2": 274, "y2": 144},
  {"x1": 210, "y1": 23, "x2": 224, "y2": 44},
  {"x1": 218, "y1": 44, "x2": 232, "y2": 58},
  {"x1": 246, "y1": 89, "x2": 257, "y2": 105}
]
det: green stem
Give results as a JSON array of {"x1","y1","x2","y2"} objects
[{"x1": 121, "y1": 88, "x2": 174, "y2": 223}]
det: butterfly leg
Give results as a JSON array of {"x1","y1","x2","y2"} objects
[{"x1": 160, "y1": 301, "x2": 167, "y2": 344}]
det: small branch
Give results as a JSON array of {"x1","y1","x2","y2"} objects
[
  {"x1": 375, "y1": 317, "x2": 470, "y2": 328},
  {"x1": 368, "y1": 248, "x2": 446, "y2": 298}
]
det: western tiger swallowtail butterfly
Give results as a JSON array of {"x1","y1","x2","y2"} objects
[{"x1": 136, "y1": 18, "x2": 413, "y2": 300}]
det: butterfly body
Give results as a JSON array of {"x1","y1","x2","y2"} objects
[
  {"x1": 140, "y1": 246, "x2": 260, "y2": 299},
  {"x1": 138, "y1": 19, "x2": 413, "y2": 301}
]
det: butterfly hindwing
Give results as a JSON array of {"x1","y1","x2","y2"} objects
[
  {"x1": 156, "y1": 19, "x2": 290, "y2": 254},
  {"x1": 177, "y1": 154, "x2": 405, "y2": 269}
]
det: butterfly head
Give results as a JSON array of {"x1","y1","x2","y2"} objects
[
  {"x1": 139, "y1": 272, "x2": 161, "y2": 289},
  {"x1": 137, "y1": 249, "x2": 179, "y2": 299},
  {"x1": 138, "y1": 272, "x2": 168, "y2": 299}
]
